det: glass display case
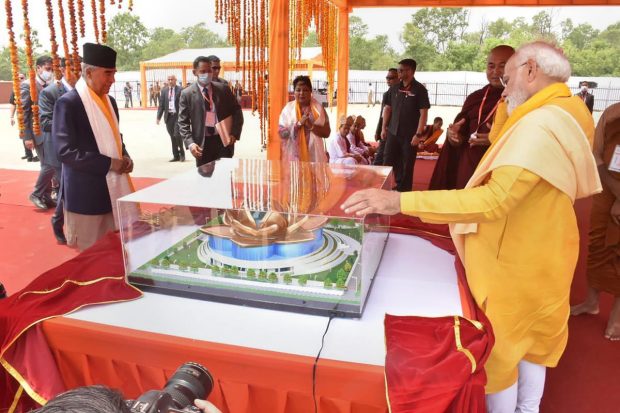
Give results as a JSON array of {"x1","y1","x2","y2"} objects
[{"x1": 118, "y1": 159, "x2": 393, "y2": 317}]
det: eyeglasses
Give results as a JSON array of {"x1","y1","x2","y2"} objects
[{"x1": 500, "y1": 62, "x2": 528, "y2": 87}]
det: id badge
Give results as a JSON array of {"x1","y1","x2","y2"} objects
[
  {"x1": 609, "y1": 144, "x2": 620, "y2": 173},
  {"x1": 205, "y1": 111, "x2": 216, "y2": 127},
  {"x1": 470, "y1": 133, "x2": 477, "y2": 141}
]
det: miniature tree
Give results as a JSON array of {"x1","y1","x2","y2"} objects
[
  {"x1": 283, "y1": 273, "x2": 293, "y2": 285},
  {"x1": 298, "y1": 276, "x2": 308, "y2": 286},
  {"x1": 258, "y1": 270, "x2": 267, "y2": 281},
  {"x1": 324, "y1": 279, "x2": 333, "y2": 288},
  {"x1": 336, "y1": 278, "x2": 346, "y2": 289},
  {"x1": 161, "y1": 258, "x2": 170, "y2": 269},
  {"x1": 247, "y1": 268, "x2": 256, "y2": 278},
  {"x1": 179, "y1": 261, "x2": 188, "y2": 271},
  {"x1": 343, "y1": 261, "x2": 352, "y2": 272},
  {"x1": 337, "y1": 269, "x2": 347, "y2": 280},
  {"x1": 268, "y1": 272, "x2": 278, "y2": 283}
]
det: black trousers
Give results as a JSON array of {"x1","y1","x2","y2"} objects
[
  {"x1": 373, "y1": 138, "x2": 386, "y2": 166},
  {"x1": 165, "y1": 113, "x2": 185, "y2": 159},
  {"x1": 383, "y1": 131, "x2": 417, "y2": 192},
  {"x1": 197, "y1": 134, "x2": 235, "y2": 167}
]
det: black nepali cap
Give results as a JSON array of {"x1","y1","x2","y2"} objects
[{"x1": 83, "y1": 43, "x2": 116, "y2": 69}]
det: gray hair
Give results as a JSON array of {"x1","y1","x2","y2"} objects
[
  {"x1": 81, "y1": 63, "x2": 101, "y2": 78},
  {"x1": 31, "y1": 385, "x2": 130, "y2": 413},
  {"x1": 516, "y1": 41, "x2": 571, "y2": 82}
]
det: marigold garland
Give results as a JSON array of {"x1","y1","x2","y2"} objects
[
  {"x1": 77, "y1": 0, "x2": 85, "y2": 37},
  {"x1": 215, "y1": 0, "x2": 338, "y2": 149},
  {"x1": 45, "y1": 0, "x2": 62, "y2": 81},
  {"x1": 68, "y1": 0, "x2": 80, "y2": 78},
  {"x1": 21, "y1": 0, "x2": 41, "y2": 136},
  {"x1": 128, "y1": 0, "x2": 132, "y2": 11},
  {"x1": 5, "y1": 0, "x2": 25, "y2": 136},
  {"x1": 99, "y1": 0, "x2": 107, "y2": 43},
  {"x1": 117, "y1": 0, "x2": 122, "y2": 9},
  {"x1": 91, "y1": 0, "x2": 99, "y2": 42},
  {"x1": 57, "y1": 0, "x2": 73, "y2": 76}
]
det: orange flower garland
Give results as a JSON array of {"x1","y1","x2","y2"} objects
[
  {"x1": 77, "y1": 0, "x2": 85, "y2": 37},
  {"x1": 68, "y1": 0, "x2": 80, "y2": 78},
  {"x1": 117, "y1": 0, "x2": 122, "y2": 9},
  {"x1": 45, "y1": 0, "x2": 62, "y2": 81},
  {"x1": 57, "y1": 0, "x2": 73, "y2": 77},
  {"x1": 99, "y1": 0, "x2": 107, "y2": 43},
  {"x1": 21, "y1": 0, "x2": 41, "y2": 136},
  {"x1": 91, "y1": 0, "x2": 99, "y2": 42},
  {"x1": 5, "y1": 0, "x2": 25, "y2": 136},
  {"x1": 128, "y1": 0, "x2": 132, "y2": 11}
]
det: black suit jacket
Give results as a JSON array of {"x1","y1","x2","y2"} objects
[
  {"x1": 178, "y1": 81, "x2": 243, "y2": 149},
  {"x1": 39, "y1": 81, "x2": 70, "y2": 168},
  {"x1": 157, "y1": 85, "x2": 182, "y2": 122},
  {"x1": 576, "y1": 92, "x2": 594, "y2": 113},
  {"x1": 52, "y1": 89, "x2": 128, "y2": 215},
  {"x1": 20, "y1": 80, "x2": 45, "y2": 144}
]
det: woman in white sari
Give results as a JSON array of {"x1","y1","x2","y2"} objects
[{"x1": 278, "y1": 76, "x2": 331, "y2": 162}]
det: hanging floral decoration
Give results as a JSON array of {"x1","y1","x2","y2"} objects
[
  {"x1": 215, "y1": 0, "x2": 338, "y2": 148},
  {"x1": 57, "y1": 0, "x2": 73, "y2": 76},
  {"x1": 215, "y1": 0, "x2": 269, "y2": 148},
  {"x1": 21, "y1": 0, "x2": 41, "y2": 136},
  {"x1": 290, "y1": 0, "x2": 338, "y2": 109},
  {"x1": 77, "y1": 0, "x2": 85, "y2": 37},
  {"x1": 67, "y1": 0, "x2": 81, "y2": 79},
  {"x1": 99, "y1": 0, "x2": 107, "y2": 43},
  {"x1": 5, "y1": 0, "x2": 25, "y2": 136},
  {"x1": 45, "y1": 0, "x2": 62, "y2": 81},
  {"x1": 91, "y1": 0, "x2": 99, "y2": 42}
]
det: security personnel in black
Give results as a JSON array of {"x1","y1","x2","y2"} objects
[{"x1": 381, "y1": 58, "x2": 430, "y2": 192}]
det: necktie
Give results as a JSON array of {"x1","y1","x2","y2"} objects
[{"x1": 203, "y1": 87, "x2": 215, "y2": 136}]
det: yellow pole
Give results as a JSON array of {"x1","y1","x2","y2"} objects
[
  {"x1": 267, "y1": 0, "x2": 290, "y2": 160},
  {"x1": 182, "y1": 66, "x2": 187, "y2": 87},
  {"x1": 140, "y1": 62, "x2": 147, "y2": 108},
  {"x1": 336, "y1": 7, "x2": 349, "y2": 121}
]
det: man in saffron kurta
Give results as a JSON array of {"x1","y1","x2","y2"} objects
[
  {"x1": 429, "y1": 46, "x2": 514, "y2": 190},
  {"x1": 571, "y1": 102, "x2": 620, "y2": 340},
  {"x1": 53, "y1": 43, "x2": 135, "y2": 251},
  {"x1": 342, "y1": 42, "x2": 601, "y2": 412}
]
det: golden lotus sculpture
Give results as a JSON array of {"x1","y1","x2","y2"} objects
[{"x1": 200, "y1": 209, "x2": 328, "y2": 247}]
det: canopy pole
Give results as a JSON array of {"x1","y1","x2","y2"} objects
[
  {"x1": 267, "y1": 0, "x2": 290, "y2": 160},
  {"x1": 140, "y1": 62, "x2": 147, "y2": 108},
  {"x1": 336, "y1": 7, "x2": 349, "y2": 122}
]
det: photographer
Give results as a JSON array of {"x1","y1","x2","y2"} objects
[{"x1": 31, "y1": 386, "x2": 221, "y2": 413}]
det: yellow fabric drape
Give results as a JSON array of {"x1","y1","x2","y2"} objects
[{"x1": 294, "y1": 102, "x2": 320, "y2": 162}]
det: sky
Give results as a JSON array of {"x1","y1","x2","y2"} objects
[{"x1": 2, "y1": 1, "x2": 619, "y2": 52}]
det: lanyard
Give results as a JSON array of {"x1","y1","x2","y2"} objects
[
  {"x1": 201, "y1": 86, "x2": 214, "y2": 112},
  {"x1": 476, "y1": 86, "x2": 500, "y2": 133}
]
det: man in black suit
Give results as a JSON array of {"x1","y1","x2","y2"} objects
[
  {"x1": 178, "y1": 56, "x2": 244, "y2": 167},
  {"x1": 576, "y1": 80, "x2": 594, "y2": 113},
  {"x1": 156, "y1": 74, "x2": 185, "y2": 162},
  {"x1": 40, "y1": 57, "x2": 81, "y2": 244},
  {"x1": 373, "y1": 67, "x2": 399, "y2": 165}
]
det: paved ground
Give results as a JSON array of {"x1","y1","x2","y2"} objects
[
  {"x1": 0, "y1": 103, "x2": 462, "y2": 179},
  {"x1": 0, "y1": 103, "x2": 601, "y2": 179}
]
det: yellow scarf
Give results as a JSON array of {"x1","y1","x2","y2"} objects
[
  {"x1": 295, "y1": 102, "x2": 320, "y2": 162},
  {"x1": 451, "y1": 82, "x2": 602, "y2": 249}
]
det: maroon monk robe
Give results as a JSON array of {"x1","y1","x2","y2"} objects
[{"x1": 429, "y1": 85, "x2": 503, "y2": 190}]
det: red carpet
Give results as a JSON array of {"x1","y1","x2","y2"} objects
[{"x1": 1, "y1": 167, "x2": 618, "y2": 412}]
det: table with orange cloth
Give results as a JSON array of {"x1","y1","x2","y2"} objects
[{"x1": 40, "y1": 233, "x2": 464, "y2": 413}]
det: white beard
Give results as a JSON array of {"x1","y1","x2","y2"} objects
[{"x1": 506, "y1": 88, "x2": 529, "y2": 115}]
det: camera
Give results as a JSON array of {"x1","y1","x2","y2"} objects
[{"x1": 126, "y1": 362, "x2": 214, "y2": 413}]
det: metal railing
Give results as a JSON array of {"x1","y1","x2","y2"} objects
[{"x1": 108, "y1": 79, "x2": 620, "y2": 112}]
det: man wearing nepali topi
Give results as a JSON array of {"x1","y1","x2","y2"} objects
[
  {"x1": 52, "y1": 43, "x2": 137, "y2": 251},
  {"x1": 341, "y1": 41, "x2": 602, "y2": 412}
]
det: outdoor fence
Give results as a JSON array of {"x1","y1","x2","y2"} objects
[{"x1": 109, "y1": 78, "x2": 620, "y2": 113}]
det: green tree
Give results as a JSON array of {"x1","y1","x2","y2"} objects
[
  {"x1": 400, "y1": 24, "x2": 438, "y2": 70},
  {"x1": 302, "y1": 30, "x2": 319, "y2": 47},
  {"x1": 181, "y1": 23, "x2": 229, "y2": 48},
  {"x1": 283, "y1": 273, "x2": 293, "y2": 284},
  {"x1": 343, "y1": 261, "x2": 352, "y2": 272},
  {"x1": 531, "y1": 11, "x2": 556, "y2": 41},
  {"x1": 406, "y1": 8, "x2": 469, "y2": 53},
  {"x1": 349, "y1": 16, "x2": 397, "y2": 70},
  {"x1": 258, "y1": 270, "x2": 267, "y2": 281},
  {"x1": 107, "y1": 12, "x2": 149, "y2": 70},
  {"x1": 268, "y1": 272, "x2": 278, "y2": 283},
  {"x1": 324, "y1": 279, "x2": 333, "y2": 288},
  {"x1": 336, "y1": 278, "x2": 346, "y2": 289},
  {"x1": 161, "y1": 258, "x2": 170, "y2": 268},
  {"x1": 298, "y1": 276, "x2": 308, "y2": 286},
  {"x1": 247, "y1": 269, "x2": 256, "y2": 280}
]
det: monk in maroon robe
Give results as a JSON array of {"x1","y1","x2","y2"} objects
[{"x1": 429, "y1": 45, "x2": 514, "y2": 190}]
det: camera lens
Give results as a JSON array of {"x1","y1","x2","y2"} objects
[{"x1": 163, "y1": 362, "x2": 214, "y2": 409}]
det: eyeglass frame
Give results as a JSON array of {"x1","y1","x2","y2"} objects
[{"x1": 500, "y1": 61, "x2": 529, "y2": 88}]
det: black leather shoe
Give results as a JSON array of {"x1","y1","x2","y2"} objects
[
  {"x1": 29, "y1": 194, "x2": 48, "y2": 210},
  {"x1": 43, "y1": 197, "x2": 57, "y2": 208},
  {"x1": 180, "y1": 155, "x2": 186, "y2": 162},
  {"x1": 169, "y1": 158, "x2": 180, "y2": 162},
  {"x1": 52, "y1": 219, "x2": 67, "y2": 244},
  {"x1": 21, "y1": 155, "x2": 28, "y2": 160},
  {"x1": 29, "y1": 156, "x2": 40, "y2": 162}
]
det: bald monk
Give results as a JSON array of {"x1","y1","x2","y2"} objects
[
  {"x1": 429, "y1": 45, "x2": 514, "y2": 190},
  {"x1": 342, "y1": 42, "x2": 601, "y2": 412},
  {"x1": 571, "y1": 102, "x2": 620, "y2": 341}
]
